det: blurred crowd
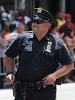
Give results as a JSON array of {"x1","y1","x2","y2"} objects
[
  {"x1": 0, "y1": 4, "x2": 75, "y2": 83},
  {"x1": 50, "y1": 11, "x2": 75, "y2": 83}
]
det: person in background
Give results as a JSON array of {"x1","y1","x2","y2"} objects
[
  {"x1": 63, "y1": 24, "x2": 75, "y2": 52},
  {"x1": 1, "y1": 11, "x2": 9, "y2": 28},
  {"x1": 18, "y1": 10, "x2": 31, "y2": 25},
  {"x1": 62, "y1": 24, "x2": 75, "y2": 83},
  {"x1": 59, "y1": 13, "x2": 75, "y2": 35},
  {"x1": 4, "y1": 23, "x2": 26, "y2": 39},
  {"x1": 11, "y1": 14, "x2": 19, "y2": 28},
  {"x1": 4, "y1": 22, "x2": 27, "y2": 47},
  {"x1": 0, "y1": 14, "x2": 2, "y2": 31},
  {"x1": 16, "y1": 23, "x2": 25, "y2": 34},
  {"x1": 0, "y1": 2, "x2": 5, "y2": 13},
  {"x1": 4, "y1": 7, "x2": 74, "y2": 100},
  {"x1": 55, "y1": 11, "x2": 65, "y2": 29},
  {"x1": 9, "y1": 24, "x2": 16, "y2": 33},
  {"x1": 27, "y1": 21, "x2": 32, "y2": 31},
  {"x1": 51, "y1": 20, "x2": 61, "y2": 38},
  {"x1": 0, "y1": 26, "x2": 8, "y2": 73}
]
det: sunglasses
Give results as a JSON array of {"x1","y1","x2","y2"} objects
[{"x1": 32, "y1": 20, "x2": 49, "y2": 24}]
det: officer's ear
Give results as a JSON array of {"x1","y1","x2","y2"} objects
[
  {"x1": 47, "y1": 22, "x2": 51, "y2": 28},
  {"x1": 48, "y1": 27, "x2": 51, "y2": 33},
  {"x1": 47, "y1": 23, "x2": 51, "y2": 30}
]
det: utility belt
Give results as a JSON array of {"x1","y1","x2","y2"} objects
[{"x1": 13, "y1": 80, "x2": 56, "y2": 97}]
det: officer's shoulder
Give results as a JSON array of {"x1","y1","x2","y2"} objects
[
  {"x1": 17, "y1": 31, "x2": 34, "y2": 39},
  {"x1": 49, "y1": 33, "x2": 62, "y2": 42},
  {"x1": 49, "y1": 33, "x2": 64, "y2": 47}
]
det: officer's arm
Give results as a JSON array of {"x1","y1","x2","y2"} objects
[
  {"x1": 43, "y1": 63, "x2": 74, "y2": 85},
  {"x1": 4, "y1": 56, "x2": 15, "y2": 73},
  {"x1": 4, "y1": 56, "x2": 15, "y2": 84},
  {"x1": 54, "y1": 41, "x2": 74, "y2": 79},
  {"x1": 43, "y1": 41, "x2": 74, "y2": 85},
  {"x1": 53, "y1": 63, "x2": 74, "y2": 79}
]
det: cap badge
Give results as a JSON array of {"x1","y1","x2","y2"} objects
[{"x1": 37, "y1": 7, "x2": 43, "y2": 13}]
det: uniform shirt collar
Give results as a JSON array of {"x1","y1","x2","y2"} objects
[{"x1": 33, "y1": 32, "x2": 51, "y2": 41}]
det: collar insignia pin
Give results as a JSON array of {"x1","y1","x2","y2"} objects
[{"x1": 45, "y1": 41, "x2": 52, "y2": 52}]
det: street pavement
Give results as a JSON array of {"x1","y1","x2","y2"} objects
[
  {"x1": 0, "y1": 88, "x2": 14, "y2": 100},
  {"x1": 0, "y1": 83, "x2": 75, "y2": 100},
  {"x1": 56, "y1": 83, "x2": 75, "y2": 100}
]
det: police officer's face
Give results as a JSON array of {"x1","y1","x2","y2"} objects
[{"x1": 32, "y1": 20, "x2": 51, "y2": 36}]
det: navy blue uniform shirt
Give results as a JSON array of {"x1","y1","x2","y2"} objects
[{"x1": 5, "y1": 31, "x2": 73, "y2": 82}]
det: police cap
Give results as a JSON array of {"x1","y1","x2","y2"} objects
[{"x1": 33, "y1": 7, "x2": 55, "y2": 23}]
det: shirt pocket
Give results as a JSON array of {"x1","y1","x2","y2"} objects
[{"x1": 21, "y1": 41, "x2": 33, "y2": 52}]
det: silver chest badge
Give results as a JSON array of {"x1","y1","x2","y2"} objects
[{"x1": 44, "y1": 41, "x2": 52, "y2": 52}]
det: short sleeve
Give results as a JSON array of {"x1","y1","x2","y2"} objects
[
  {"x1": 5, "y1": 37, "x2": 19, "y2": 58},
  {"x1": 55, "y1": 41, "x2": 74, "y2": 65}
]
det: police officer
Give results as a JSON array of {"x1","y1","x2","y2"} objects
[{"x1": 4, "y1": 7, "x2": 74, "y2": 100}]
